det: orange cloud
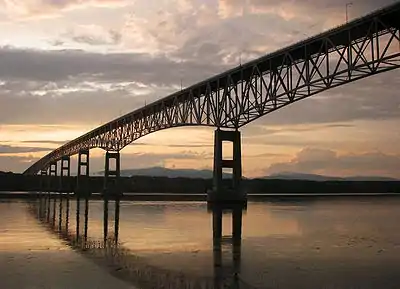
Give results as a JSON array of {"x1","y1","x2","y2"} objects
[{"x1": 265, "y1": 147, "x2": 400, "y2": 178}]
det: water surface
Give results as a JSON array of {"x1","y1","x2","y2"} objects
[{"x1": 2, "y1": 197, "x2": 400, "y2": 288}]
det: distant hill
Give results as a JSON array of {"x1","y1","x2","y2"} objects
[
  {"x1": 264, "y1": 172, "x2": 398, "y2": 182},
  {"x1": 96, "y1": 167, "x2": 231, "y2": 179},
  {"x1": 94, "y1": 167, "x2": 398, "y2": 181},
  {"x1": 342, "y1": 176, "x2": 399, "y2": 181}
]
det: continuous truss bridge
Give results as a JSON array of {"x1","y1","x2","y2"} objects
[{"x1": 24, "y1": 2, "x2": 400, "y2": 193}]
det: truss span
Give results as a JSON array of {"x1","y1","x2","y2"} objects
[{"x1": 24, "y1": 2, "x2": 400, "y2": 175}]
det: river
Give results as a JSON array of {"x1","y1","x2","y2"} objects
[{"x1": 1, "y1": 196, "x2": 400, "y2": 288}]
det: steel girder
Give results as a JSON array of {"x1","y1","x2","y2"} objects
[{"x1": 24, "y1": 2, "x2": 400, "y2": 175}]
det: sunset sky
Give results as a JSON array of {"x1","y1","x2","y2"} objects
[{"x1": 1, "y1": 0, "x2": 400, "y2": 178}]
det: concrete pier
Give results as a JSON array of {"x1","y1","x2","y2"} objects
[
  {"x1": 103, "y1": 151, "x2": 121, "y2": 244},
  {"x1": 76, "y1": 149, "x2": 90, "y2": 243},
  {"x1": 49, "y1": 162, "x2": 57, "y2": 227},
  {"x1": 208, "y1": 129, "x2": 247, "y2": 203},
  {"x1": 59, "y1": 156, "x2": 70, "y2": 232},
  {"x1": 38, "y1": 169, "x2": 47, "y2": 220}
]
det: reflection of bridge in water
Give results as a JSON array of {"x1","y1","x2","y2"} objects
[
  {"x1": 30, "y1": 197, "x2": 252, "y2": 289},
  {"x1": 17, "y1": 2, "x2": 400, "y2": 289}
]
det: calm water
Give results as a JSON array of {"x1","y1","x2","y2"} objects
[{"x1": 2, "y1": 197, "x2": 400, "y2": 288}]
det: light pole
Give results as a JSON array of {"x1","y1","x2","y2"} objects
[
  {"x1": 346, "y1": 2, "x2": 353, "y2": 23},
  {"x1": 239, "y1": 0, "x2": 244, "y2": 67}
]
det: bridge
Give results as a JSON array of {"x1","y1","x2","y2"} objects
[
  {"x1": 10, "y1": 3, "x2": 400, "y2": 289},
  {"x1": 23, "y1": 2, "x2": 400, "y2": 201}
]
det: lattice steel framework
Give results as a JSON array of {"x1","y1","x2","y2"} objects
[{"x1": 24, "y1": 2, "x2": 400, "y2": 175}]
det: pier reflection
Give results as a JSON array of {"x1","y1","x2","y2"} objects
[
  {"x1": 31, "y1": 191, "x2": 252, "y2": 289},
  {"x1": 209, "y1": 203, "x2": 246, "y2": 289}
]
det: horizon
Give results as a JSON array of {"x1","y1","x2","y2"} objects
[
  {"x1": 1, "y1": 0, "x2": 400, "y2": 178},
  {"x1": 2, "y1": 166, "x2": 398, "y2": 181}
]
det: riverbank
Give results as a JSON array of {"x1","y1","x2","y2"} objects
[
  {"x1": 1, "y1": 192, "x2": 400, "y2": 201},
  {"x1": 2, "y1": 173, "x2": 400, "y2": 195}
]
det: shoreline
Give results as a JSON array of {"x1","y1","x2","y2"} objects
[{"x1": 1, "y1": 192, "x2": 399, "y2": 201}]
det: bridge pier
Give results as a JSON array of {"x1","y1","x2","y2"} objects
[
  {"x1": 208, "y1": 129, "x2": 246, "y2": 203},
  {"x1": 76, "y1": 149, "x2": 90, "y2": 245},
  {"x1": 60, "y1": 156, "x2": 71, "y2": 234},
  {"x1": 44, "y1": 167, "x2": 51, "y2": 222},
  {"x1": 49, "y1": 162, "x2": 57, "y2": 227},
  {"x1": 103, "y1": 151, "x2": 121, "y2": 245},
  {"x1": 38, "y1": 169, "x2": 48, "y2": 220},
  {"x1": 59, "y1": 156, "x2": 70, "y2": 233}
]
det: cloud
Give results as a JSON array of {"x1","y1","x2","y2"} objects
[
  {"x1": 1, "y1": 39, "x2": 399, "y2": 126},
  {"x1": 125, "y1": 0, "x2": 311, "y2": 64},
  {"x1": 1, "y1": 0, "x2": 128, "y2": 19},
  {"x1": 121, "y1": 1, "x2": 217, "y2": 55},
  {"x1": 0, "y1": 46, "x2": 225, "y2": 84},
  {"x1": 0, "y1": 155, "x2": 38, "y2": 172},
  {"x1": 21, "y1": 140, "x2": 69, "y2": 145},
  {"x1": 0, "y1": 81, "x2": 168, "y2": 125},
  {"x1": 246, "y1": 152, "x2": 287, "y2": 158},
  {"x1": 214, "y1": 0, "x2": 399, "y2": 65},
  {"x1": 0, "y1": 46, "x2": 228, "y2": 124},
  {"x1": 0, "y1": 144, "x2": 53, "y2": 154},
  {"x1": 264, "y1": 148, "x2": 400, "y2": 178},
  {"x1": 243, "y1": 123, "x2": 355, "y2": 137},
  {"x1": 134, "y1": 142, "x2": 213, "y2": 148},
  {"x1": 59, "y1": 25, "x2": 122, "y2": 46},
  {"x1": 0, "y1": 148, "x2": 212, "y2": 173},
  {"x1": 218, "y1": 0, "x2": 397, "y2": 20}
]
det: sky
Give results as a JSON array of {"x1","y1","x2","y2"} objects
[{"x1": 0, "y1": 0, "x2": 400, "y2": 178}]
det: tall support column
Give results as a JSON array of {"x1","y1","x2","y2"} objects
[
  {"x1": 49, "y1": 162, "x2": 57, "y2": 227},
  {"x1": 39, "y1": 169, "x2": 48, "y2": 219},
  {"x1": 46, "y1": 167, "x2": 51, "y2": 222},
  {"x1": 209, "y1": 129, "x2": 245, "y2": 203},
  {"x1": 103, "y1": 151, "x2": 120, "y2": 245},
  {"x1": 59, "y1": 156, "x2": 70, "y2": 232},
  {"x1": 76, "y1": 149, "x2": 90, "y2": 244}
]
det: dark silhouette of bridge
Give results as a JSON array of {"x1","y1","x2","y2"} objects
[
  {"x1": 23, "y1": 2, "x2": 400, "y2": 203},
  {"x1": 20, "y1": 3, "x2": 400, "y2": 191}
]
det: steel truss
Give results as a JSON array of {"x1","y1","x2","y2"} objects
[{"x1": 24, "y1": 2, "x2": 400, "y2": 175}]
